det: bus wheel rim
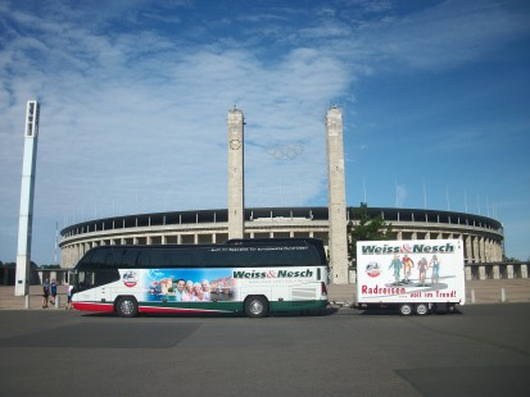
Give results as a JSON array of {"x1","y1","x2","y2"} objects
[
  {"x1": 249, "y1": 300, "x2": 264, "y2": 315},
  {"x1": 121, "y1": 300, "x2": 134, "y2": 315}
]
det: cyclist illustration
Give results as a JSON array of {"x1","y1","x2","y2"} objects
[
  {"x1": 430, "y1": 255, "x2": 440, "y2": 284},
  {"x1": 417, "y1": 257, "x2": 428, "y2": 286},
  {"x1": 389, "y1": 254, "x2": 402, "y2": 285},
  {"x1": 402, "y1": 254, "x2": 414, "y2": 283}
]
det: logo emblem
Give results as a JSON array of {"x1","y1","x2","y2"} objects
[
  {"x1": 365, "y1": 262, "x2": 381, "y2": 278},
  {"x1": 122, "y1": 271, "x2": 138, "y2": 288}
]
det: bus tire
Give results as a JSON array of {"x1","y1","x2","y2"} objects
[
  {"x1": 244, "y1": 296, "x2": 269, "y2": 318},
  {"x1": 116, "y1": 296, "x2": 138, "y2": 318},
  {"x1": 399, "y1": 303, "x2": 413, "y2": 316},
  {"x1": 415, "y1": 303, "x2": 430, "y2": 316}
]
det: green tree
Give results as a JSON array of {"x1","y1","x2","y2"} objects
[{"x1": 348, "y1": 203, "x2": 395, "y2": 267}]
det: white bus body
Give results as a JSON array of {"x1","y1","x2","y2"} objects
[{"x1": 72, "y1": 238, "x2": 329, "y2": 317}]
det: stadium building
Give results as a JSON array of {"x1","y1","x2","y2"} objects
[
  {"x1": 59, "y1": 106, "x2": 511, "y2": 283},
  {"x1": 59, "y1": 206, "x2": 506, "y2": 281}
]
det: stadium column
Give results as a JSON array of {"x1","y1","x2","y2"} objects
[
  {"x1": 15, "y1": 100, "x2": 40, "y2": 296},
  {"x1": 325, "y1": 105, "x2": 349, "y2": 284},
  {"x1": 227, "y1": 107, "x2": 245, "y2": 239}
]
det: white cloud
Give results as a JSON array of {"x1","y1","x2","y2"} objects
[{"x1": 1, "y1": 0, "x2": 529, "y2": 263}]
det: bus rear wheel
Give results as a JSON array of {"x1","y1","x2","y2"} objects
[
  {"x1": 116, "y1": 296, "x2": 138, "y2": 318},
  {"x1": 244, "y1": 296, "x2": 269, "y2": 318}
]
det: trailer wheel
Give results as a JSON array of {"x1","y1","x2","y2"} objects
[
  {"x1": 244, "y1": 296, "x2": 269, "y2": 318},
  {"x1": 415, "y1": 303, "x2": 430, "y2": 316},
  {"x1": 116, "y1": 296, "x2": 138, "y2": 318},
  {"x1": 399, "y1": 303, "x2": 413, "y2": 316}
]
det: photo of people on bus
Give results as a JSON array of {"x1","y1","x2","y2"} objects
[{"x1": 147, "y1": 271, "x2": 236, "y2": 302}]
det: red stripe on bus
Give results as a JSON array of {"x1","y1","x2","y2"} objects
[
  {"x1": 73, "y1": 302, "x2": 114, "y2": 312},
  {"x1": 138, "y1": 306, "x2": 230, "y2": 314}
]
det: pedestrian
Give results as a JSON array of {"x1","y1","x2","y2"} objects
[
  {"x1": 50, "y1": 279, "x2": 57, "y2": 306},
  {"x1": 42, "y1": 279, "x2": 50, "y2": 308},
  {"x1": 66, "y1": 284, "x2": 74, "y2": 310}
]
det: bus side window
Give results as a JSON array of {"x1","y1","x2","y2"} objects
[
  {"x1": 197, "y1": 249, "x2": 231, "y2": 268},
  {"x1": 137, "y1": 250, "x2": 152, "y2": 268},
  {"x1": 77, "y1": 251, "x2": 94, "y2": 271},
  {"x1": 149, "y1": 249, "x2": 174, "y2": 268},
  {"x1": 170, "y1": 249, "x2": 193, "y2": 267},
  {"x1": 90, "y1": 249, "x2": 120, "y2": 286},
  {"x1": 121, "y1": 249, "x2": 141, "y2": 268}
]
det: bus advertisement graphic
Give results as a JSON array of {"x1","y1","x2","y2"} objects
[{"x1": 145, "y1": 268, "x2": 237, "y2": 303}]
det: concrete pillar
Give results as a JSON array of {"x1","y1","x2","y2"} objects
[
  {"x1": 465, "y1": 266, "x2": 472, "y2": 281},
  {"x1": 478, "y1": 266, "x2": 486, "y2": 280},
  {"x1": 479, "y1": 237, "x2": 485, "y2": 262},
  {"x1": 325, "y1": 105, "x2": 349, "y2": 284},
  {"x1": 227, "y1": 107, "x2": 245, "y2": 240},
  {"x1": 492, "y1": 265, "x2": 500, "y2": 280},
  {"x1": 495, "y1": 243, "x2": 502, "y2": 262},
  {"x1": 521, "y1": 264, "x2": 528, "y2": 278},
  {"x1": 507, "y1": 265, "x2": 514, "y2": 279}
]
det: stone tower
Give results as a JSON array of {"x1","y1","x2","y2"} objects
[
  {"x1": 325, "y1": 105, "x2": 349, "y2": 284},
  {"x1": 227, "y1": 107, "x2": 245, "y2": 239},
  {"x1": 15, "y1": 100, "x2": 40, "y2": 296}
]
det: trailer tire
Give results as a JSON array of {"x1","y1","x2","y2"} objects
[
  {"x1": 415, "y1": 303, "x2": 430, "y2": 316},
  {"x1": 116, "y1": 296, "x2": 138, "y2": 318},
  {"x1": 244, "y1": 296, "x2": 269, "y2": 318},
  {"x1": 399, "y1": 303, "x2": 413, "y2": 316}
]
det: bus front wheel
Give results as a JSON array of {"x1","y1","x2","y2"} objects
[
  {"x1": 244, "y1": 296, "x2": 269, "y2": 318},
  {"x1": 116, "y1": 296, "x2": 138, "y2": 318}
]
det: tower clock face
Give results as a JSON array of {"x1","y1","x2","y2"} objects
[{"x1": 229, "y1": 138, "x2": 241, "y2": 150}]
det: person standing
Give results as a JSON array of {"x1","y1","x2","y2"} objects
[
  {"x1": 66, "y1": 284, "x2": 74, "y2": 310},
  {"x1": 50, "y1": 279, "x2": 57, "y2": 306},
  {"x1": 42, "y1": 279, "x2": 50, "y2": 308}
]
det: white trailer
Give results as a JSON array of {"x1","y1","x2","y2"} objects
[{"x1": 355, "y1": 239, "x2": 466, "y2": 315}]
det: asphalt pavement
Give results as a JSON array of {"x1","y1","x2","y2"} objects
[{"x1": 0, "y1": 301, "x2": 529, "y2": 396}]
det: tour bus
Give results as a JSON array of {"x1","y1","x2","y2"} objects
[{"x1": 71, "y1": 238, "x2": 329, "y2": 318}]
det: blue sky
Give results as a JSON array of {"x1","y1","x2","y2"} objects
[{"x1": 1, "y1": 0, "x2": 529, "y2": 264}]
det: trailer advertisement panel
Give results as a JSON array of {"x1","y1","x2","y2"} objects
[{"x1": 356, "y1": 239, "x2": 465, "y2": 305}]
